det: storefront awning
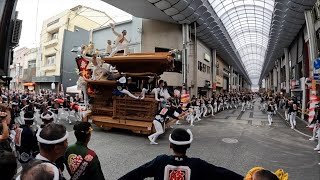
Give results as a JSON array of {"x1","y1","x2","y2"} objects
[{"x1": 23, "y1": 82, "x2": 35, "y2": 86}]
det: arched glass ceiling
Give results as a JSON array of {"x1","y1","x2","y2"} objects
[{"x1": 209, "y1": 0, "x2": 275, "y2": 85}]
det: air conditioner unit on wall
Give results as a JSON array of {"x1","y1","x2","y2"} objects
[
  {"x1": 11, "y1": 19, "x2": 22, "y2": 46},
  {"x1": 204, "y1": 80, "x2": 211, "y2": 88}
]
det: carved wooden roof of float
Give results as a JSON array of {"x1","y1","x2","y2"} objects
[
  {"x1": 86, "y1": 79, "x2": 117, "y2": 86},
  {"x1": 102, "y1": 52, "x2": 172, "y2": 75}
]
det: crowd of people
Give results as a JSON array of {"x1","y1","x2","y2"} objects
[
  {"x1": 258, "y1": 92, "x2": 320, "y2": 165},
  {"x1": 0, "y1": 87, "x2": 292, "y2": 180}
]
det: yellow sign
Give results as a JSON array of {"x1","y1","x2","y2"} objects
[{"x1": 216, "y1": 76, "x2": 223, "y2": 87}]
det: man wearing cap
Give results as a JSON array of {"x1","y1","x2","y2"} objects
[
  {"x1": 14, "y1": 112, "x2": 38, "y2": 166},
  {"x1": 36, "y1": 123, "x2": 68, "y2": 180},
  {"x1": 65, "y1": 122, "x2": 105, "y2": 180},
  {"x1": 120, "y1": 128, "x2": 243, "y2": 180}
]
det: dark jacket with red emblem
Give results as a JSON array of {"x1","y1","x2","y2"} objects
[
  {"x1": 119, "y1": 154, "x2": 244, "y2": 180},
  {"x1": 64, "y1": 142, "x2": 104, "y2": 180}
]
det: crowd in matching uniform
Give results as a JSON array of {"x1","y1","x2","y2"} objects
[
  {"x1": 259, "y1": 92, "x2": 320, "y2": 165},
  {"x1": 0, "y1": 88, "x2": 290, "y2": 180}
]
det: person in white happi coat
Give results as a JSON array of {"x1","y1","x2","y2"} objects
[
  {"x1": 105, "y1": 40, "x2": 113, "y2": 55},
  {"x1": 214, "y1": 99, "x2": 218, "y2": 113},
  {"x1": 148, "y1": 105, "x2": 180, "y2": 145},
  {"x1": 207, "y1": 98, "x2": 214, "y2": 116},
  {"x1": 77, "y1": 71, "x2": 89, "y2": 109},
  {"x1": 185, "y1": 107, "x2": 195, "y2": 126},
  {"x1": 241, "y1": 96, "x2": 246, "y2": 112},
  {"x1": 200, "y1": 97, "x2": 207, "y2": 118},
  {"x1": 266, "y1": 99, "x2": 275, "y2": 126},
  {"x1": 194, "y1": 99, "x2": 202, "y2": 121},
  {"x1": 109, "y1": 23, "x2": 130, "y2": 57}
]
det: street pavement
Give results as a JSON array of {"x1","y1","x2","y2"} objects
[{"x1": 56, "y1": 104, "x2": 320, "y2": 180}]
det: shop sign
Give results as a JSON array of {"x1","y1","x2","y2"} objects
[
  {"x1": 291, "y1": 79, "x2": 300, "y2": 89},
  {"x1": 314, "y1": 73, "x2": 320, "y2": 81},
  {"x1": 216, "y1": 76, "x2": 223, "y2": 87},
  {"x1": 204, "y1": 53, "x2": 211, "y2": 62},
  {"x1": 212, "y1": 83, "x2": 216, "y2": 91},
  {"x1": 314, "y1": 58, "x2": 320, "y2": 70}
]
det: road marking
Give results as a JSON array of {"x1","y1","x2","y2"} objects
[
  {"x1": 293, "y1": 129, "x2": 312, "y2": 138},
  {"x1": 222, "y1": 138, "x2": 238, "y2": 144},
  {"x1": 277, "y1": 113, "x2": 312, "y2": 138}
]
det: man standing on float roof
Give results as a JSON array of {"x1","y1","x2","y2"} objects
[{"x1": 108, "y1": 23, "x2": 130, "y2": 57}]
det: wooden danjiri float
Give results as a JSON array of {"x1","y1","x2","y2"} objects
[{"x1": 84, "y1": 52, "x2": 175, "y2": 134}]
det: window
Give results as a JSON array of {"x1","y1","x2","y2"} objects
[
  {"x1": 47, "y1": 18, "x2": 59, "y2": 27},
  {"x1": 46, "y1": 55, "x2": 55, "y2": 66},
  {"x1": 291, "y1": 67, "x2": 295, "y2": 79},
  {"x1": 19, "y1": 67, "x2": 22, "y2": 75},
  {"x1": 198, "y1": 61, "x2": 203, "y2": 71},
  {"x1": 203, "y1": 64, "x2": 206, "y2": 73},
  {"x1": 28, "y1": 60, "x2": 36, "y2": 68},
  {"x1": 155, "y1": 47, "x2": 170, "y2": 52},
  {"x1": 51, "y1": 32, "x2": 58, "y2": 40}
]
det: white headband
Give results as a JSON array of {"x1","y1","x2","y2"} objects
[
  {"x1": 169, "y1": 129, "x2": 193, "y2": 145},
  {"x1": 24, "y1": 117, "x2": 35, "y2": 121},
  {"x1": 37, "y1": 129, "x2": 68, "y2": 145},
  {"x1": 40, "y1": 111, "x2": 54, "y2": 120}
]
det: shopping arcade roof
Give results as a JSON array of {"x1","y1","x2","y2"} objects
[
  {"x1": 103, "y1": 0, "x2": 317, "y2": 86},
  {"x1": 70, "y1": 5, "x2": 115, "y2": 27}
]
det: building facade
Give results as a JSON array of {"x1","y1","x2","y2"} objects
[
  {"x1": 215, "y1": 55, "x2": 230, "y2": 94},
  {"x1": 262, "y1": 1, "x2": 320, "y2": 119},
  {"x1": 34, "y1": 5, "x2": 114, "y2": 92},
  {"x1": 9, "y1": 47, "x2": 29, "y2": 90},
  {"x1": 22, "y1": 47, "x2": 38, "y2": 91}
]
